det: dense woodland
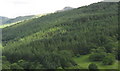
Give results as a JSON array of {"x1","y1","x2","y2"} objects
[{"x1": 1, "y1": 2, "x2": 119, "y2": 69}]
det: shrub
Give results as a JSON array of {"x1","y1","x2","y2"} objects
[
  {"x1": 102, "y1": 54, "x2": 115, "y2": 65},
  {"x1": 88, "y1": 63, "x2": 98, "y2": 71},
  {"x1": 89, "y1": 52, "x2": 106, "y2": 61},
  {"x1": 76, "y1": 54, "x2": 80, "y2": 57}
]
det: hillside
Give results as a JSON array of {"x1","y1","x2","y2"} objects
[{"x1": 2, "y1": 2, "x2": 119, "y2": 69}]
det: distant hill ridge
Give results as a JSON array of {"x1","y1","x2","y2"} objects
[
  {"x1": 0, "y1": 15, "x2": 35, "y2": 25},
  {"x1": 0, "y1": 6, "x2": 73, "y2": 24},
  {"x1": 0, "y1": 16, "x2": 9, "y2": 24}
]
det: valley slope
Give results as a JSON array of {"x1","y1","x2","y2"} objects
[{"x1": 2, "y1": 2, "x2": 119, "y2": 69}]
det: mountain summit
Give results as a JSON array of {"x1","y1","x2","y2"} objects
[
  {"x1": 56, "y1": 6, "x2": 73, "y2": 12},
  {"x1": 63, "y1": 6, "x2": 73, "y2": 10}
]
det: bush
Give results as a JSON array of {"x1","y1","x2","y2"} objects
[
  {"x1": 76, "y1": 54, "x2": 80, "y2": 57},
  {"x1": 88, "y1": 63, "x2": 98, "y2": 71},
  {"x1": 89, "y1": 53, "x2": 106, "y2": 61},
  {"x1": 102, "y1": 54, "x2": 115, "y2": 65}
]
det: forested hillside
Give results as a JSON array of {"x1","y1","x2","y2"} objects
[{"x1": 2, "y1": 2, "x2": 119, "y2": 69}]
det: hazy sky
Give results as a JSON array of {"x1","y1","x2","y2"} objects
[{"x1": 0, "y1": 0, "x2": 103, "y2": 18}]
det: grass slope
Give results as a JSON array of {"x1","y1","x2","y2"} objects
[{"x1": 73, "y1": 55, "x2": 118, "y2": 69}]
